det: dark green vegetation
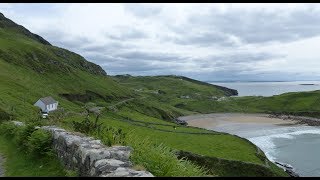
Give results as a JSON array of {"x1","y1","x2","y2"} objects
[
  {"x1": 0, "y1": 122, "x2": 75, "y2": 176},
  {"x1": 0, "y1": 12, "x2": 289, "y2": 177},
  {"x1": 176, "y1": 150, "x2": 287, "y2": 177}
]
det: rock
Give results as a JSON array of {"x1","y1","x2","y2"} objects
[
  {"x1": 286, "y1": 169, "x2": 299, "y2": 177},
  {"x1": 175, "y1": 119, "x2": 188, "y2": 126},
  {"x1": 93, "y1": 159, "x2": 131, "y2": 176},
  {"x1": 275, "y1": 161, "x2": 299, "y2": 177},
  {"x1": 100, "y1": 167, "x2": 153, "y2": 177},
  {"x1": 12, "y1": 121, "x2": 24, "y2": 126}
]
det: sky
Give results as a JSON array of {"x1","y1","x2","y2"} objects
[{"x1": 1, "y1": 3, "x2": 320, "y2": 81}]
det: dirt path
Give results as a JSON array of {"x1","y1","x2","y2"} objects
[{"x1": 0, "y1": 154, "x2": 5, "y2": 177}]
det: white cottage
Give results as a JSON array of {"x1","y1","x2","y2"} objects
[{"x1": 34, "y1": 96, "x2": 58, "y2": 113}]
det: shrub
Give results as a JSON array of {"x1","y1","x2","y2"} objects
[
  {"x1": 72, "y1": 116, "x2": 96, "y2": 134},
  {"x1": 49, "y1": 108, "x2": 67, "y2": 122},
  {"x1": 94, "y1": 126, "x2": 126, "y2": 146},
  {"x1": 0, "y1": 121, "x2": 17, "y2": 138},
  {"x1": 126, "y1": 133, "x2": 207, "y2": 177},
  {"x1": 27, "y1": 129, "x2": 53, "y2": 157},
  {"x1": 14, "y1": 124, "x2": 38, "y2": 150},
  {"x1": 0, "y1": 108, "x2": 11, "y2": 122}
]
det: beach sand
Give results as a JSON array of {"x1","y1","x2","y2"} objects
[{"x1": 180, "y1": 113, "x2": 298, "y2": 129}]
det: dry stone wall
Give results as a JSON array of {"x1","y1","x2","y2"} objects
[{"x1": 12, "y1": 121, "x2": 153, "y2": 177}]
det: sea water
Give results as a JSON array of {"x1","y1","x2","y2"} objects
[
  {"x1": 212, "y1": 123, "x2": 320, "y2": 177},
  {"x1": 210, "y1": 81, "x2": 320, "y2": 97}
]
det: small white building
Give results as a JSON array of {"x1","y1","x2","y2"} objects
[{"x1": 34, "y1": 96, "x2": 58, "y2": 113}]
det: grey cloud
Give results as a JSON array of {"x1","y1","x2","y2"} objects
[
  {"x1": 171, "y1": 31, "x2": 237, "y2": 47},
  {"x1": 106, "y1": 27, "x2": 148, "y2": 40},
  {"x1": 211, "y1": 52, "x2": 285, "y2": 63},
  {"x1": 202, "y1": 71, "x2": 293, "y2": 82},
  {"x1": 123, "y1": 4, "x2": 162, "y2": 18},
  {"x1": 193, "y1": 52, "x2": 284, "y2": 71},
  {"x1": 102, "y1": 50, "x2": 284, "y2": 80},
  {"x1": 85, "y1": 50, "x2": 186, "y2": 75},
  {"x1": 115, "y1": 51, "x2": 187, "y2": 62},
  {"x1": 84, "y1": 53, "x2": 122, "y2": 64},
  {"x1": 39, "y1": 29, "x2": 92, "y2": 50},
  {"x1": 81, "y1": 42, "x2": 132, "y2": 52},
  {"x1": 101, "y1": 59, "x2": 179, "y2": 74},
  {"x1": 184, "y1": 6, "x2": 320, "y2": 44},
  {"x1": 19, "y1": 4, "x2": 320, "y2": 81}
]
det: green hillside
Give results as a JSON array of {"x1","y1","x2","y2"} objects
[
  {"x1": 111, "y1": 75, "x2": 239, "y2": 120},
  {"x1": 166, "y1": 90, "x2": 320, "y2": 117},
  {"x1": 0, "y1": 12, "x2": 288, "y2": 177},
  {"x1": 113, "y1": 74, "x2": 238, "y2": 98},
  {"x1": 0, "y1": 12, "x2": 134, "y2": 122}
]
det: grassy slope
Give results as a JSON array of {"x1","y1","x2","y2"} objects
[
  {"x1": 171, "y1": 90, "x2": 320, "y2": 116},
  {"x1": 242, "y1": 91, "x2": 320, "y2": 113},
  {"x1": 113, "y1": 75, "x2": 231, "y2": 99},
  {"x1": 0, "y1": 26, "x2": 133, "y2": 122},
  {"x1": 0, "y1": 135, "x2": 72, "y2": 176}
]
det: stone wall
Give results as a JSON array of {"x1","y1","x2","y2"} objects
[{"x1": 12, "y1": 121, "x2": 153, "y2": 177}]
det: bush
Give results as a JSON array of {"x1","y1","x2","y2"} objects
[
  {"x1": 0, "y1": 121, "x2": 17, "y2": 138},
  {"x1": 0, "y1": 122, "x2": 54, "y2": 158},
  {"x1": 14, "y1": 124, "x2": 38, "y2": 150},
  {"x1": 94, "y1": 126, "x2": 126, "y2": 146},
  {"x1": 72, "y1": 116, "x2": 95, "y2": 134},
  {"x1": 27, "y1": 129, "x2": 53, "y2": 157},
  {"x1": 0, "y1": 108, "x2": 11, "y2": 122}
]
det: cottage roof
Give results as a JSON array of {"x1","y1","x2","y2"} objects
[{"x1": 39, "y1": 96, "x2": 57, "y2": 105}]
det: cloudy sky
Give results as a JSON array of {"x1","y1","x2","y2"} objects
[{"x1": 1, "y1": 3, "x2": 320, "y2": 81}]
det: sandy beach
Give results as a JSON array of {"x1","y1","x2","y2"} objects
[{"x1": 179, "y1": 113, "x2": 298, "y2": 129}]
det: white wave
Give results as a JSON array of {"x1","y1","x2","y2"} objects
[{"x1": 247, "y1": 126, "x2": 320, "y2": 161}]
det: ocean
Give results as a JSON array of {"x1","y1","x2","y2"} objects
[
  {"x1": 209, "y1": 81, "x2": 320, "y2": 96},
  {"x1": 212, "y1": 123, "x2": 320, "y2": 177}
]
